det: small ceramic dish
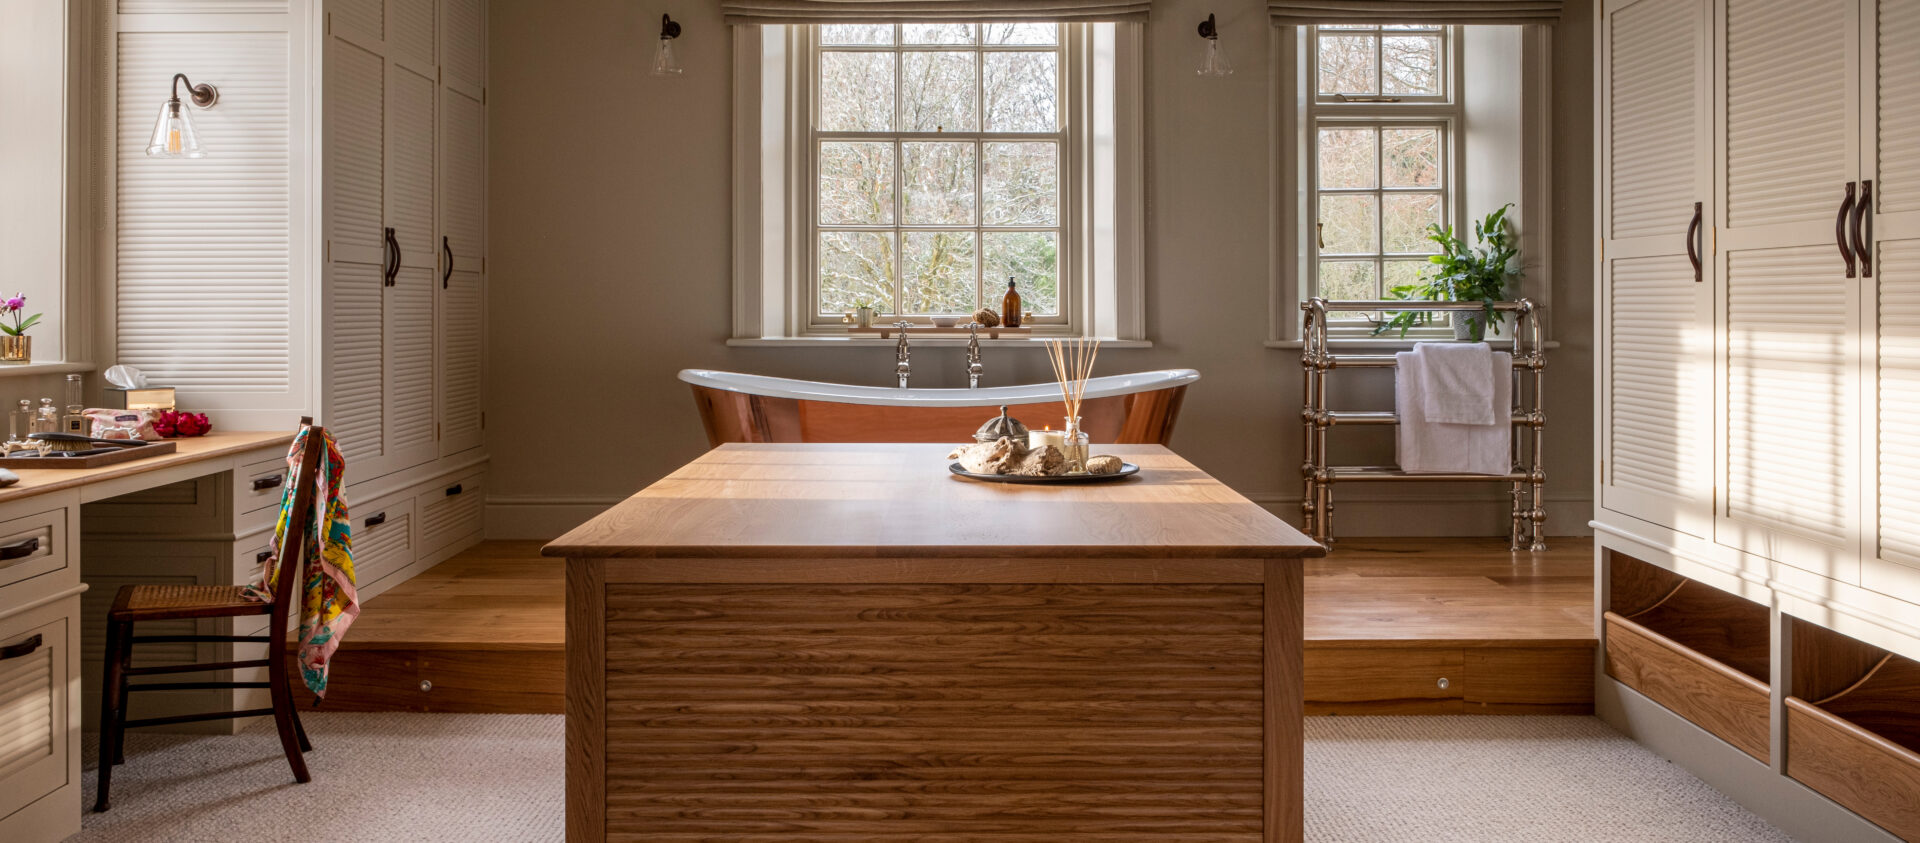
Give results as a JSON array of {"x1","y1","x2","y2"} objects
[{"x1": 930, "y1": 316, "x2": 960, "y2": 328}]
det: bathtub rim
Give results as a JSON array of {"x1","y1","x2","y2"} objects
[{"x1": 677, "y1": 368, "x2": 1200, "y2": 409}]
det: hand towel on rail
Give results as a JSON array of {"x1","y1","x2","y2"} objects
[
  {"x1": 1415, "y1": 341, "x2": 1500, "y2": 425},
  {"x1": 1395, "y1": 347, "x2": 1512, "y2": 475}
]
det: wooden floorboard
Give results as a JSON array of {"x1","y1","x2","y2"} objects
[{"x1": 312, "y1": 537, "x2": 1595, "y2": 715}]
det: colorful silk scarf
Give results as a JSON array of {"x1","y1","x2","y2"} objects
[{"x1": 246, "y1": 426, "x2": 360, "y2": 698}]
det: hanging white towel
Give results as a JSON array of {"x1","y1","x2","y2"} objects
[
  {"x1": 1396, "y1": 348, "x2": 1512, "y2": 475},
  {"x1": 1416, "y1": 342, "x2": 1500, "y2": 425}
]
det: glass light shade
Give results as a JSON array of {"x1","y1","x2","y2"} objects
[
  {"x1": 145, "y1": 99, "x2": 207, "y2": 158},
  {"x1": 1198, "y1": 38, "x2": 1233, "y2": 77},
  {"x1": 651, "y1": 37, "x2": 682, "y2": 76}
]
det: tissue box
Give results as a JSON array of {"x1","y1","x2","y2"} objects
[{"x1": 103, "y1": 386, "x2": 176, "y2": 411}]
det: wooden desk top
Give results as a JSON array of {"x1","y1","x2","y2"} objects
[
  {"x1": 545, "y1": 443, "x2": 1325, "y2": 560},
  {"x1": 0, "y1": 430, "x2": 291, "y2": 505}
]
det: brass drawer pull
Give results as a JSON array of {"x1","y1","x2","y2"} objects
[{"x1": 0, "y1": 634, "x2": 43, "y2": 662}]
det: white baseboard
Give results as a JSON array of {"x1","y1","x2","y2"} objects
[{"x1": 486, "y1": 492, "x2": 1594, "y2": 542}]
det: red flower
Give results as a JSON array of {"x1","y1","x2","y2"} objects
[
  {"x1": 154, "y1": 410, "x2": 213, "y2": 437},
  {"x1": 151, "y1": 414, "x2": 176, "y2": 437}
]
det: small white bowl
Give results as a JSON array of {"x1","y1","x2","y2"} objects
[{"x1": 930, "y1": 316, "x2": 960, "y2": 328}]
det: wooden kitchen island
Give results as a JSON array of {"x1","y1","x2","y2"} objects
[{"x1": 546, "y1": 443, "x2": 1325, "y2": 842}]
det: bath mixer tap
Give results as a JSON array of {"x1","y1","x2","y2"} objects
[
  {"x1": 894, "y1": 322, "x2": 913, "y2": 388},
  {"x1": 965, "y1": 323, "x2": 984, "y2": 389}
]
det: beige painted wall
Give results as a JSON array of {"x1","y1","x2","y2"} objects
[{"x1": 484, "y1": 0, "x2": 1595, "y2": 539}]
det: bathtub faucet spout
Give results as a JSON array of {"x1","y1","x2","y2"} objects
[
  {"x1": 966, "y1": 323, "x2": 984, "y2": 389},
  {"x1": 894, "y1": 322, "x2": 913, "y2": 388}
]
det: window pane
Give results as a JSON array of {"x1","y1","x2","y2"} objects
[
  {"x1": 1317, "y1": 127, "x2": 1377, "y2": 189},
  {"x1": 818, "y1": 142, "x2": 895, "y2": 225},
  {"x1": 983, "y1": 142, "x2": 1057, "y2": 225},
  {"x1": 1383, "y1": 259, "x2": 1429, "y2": 295},
  {"x1": 902, "y1": 142, "x2": 975, "y2": 225},
  {"x1": 904, "y1": 23, "x2": 974, "y2": 44},
  {"x1": 1319, "y1": 194, "x2": 1378, "y2": 254},
  {"x1": 985, "y1": 232, "x2": 1059, "y2": 316},
  {"x1": 821, "y1": 25, "x2": 892, "y2": 45},
  {"x1": 1317, "y1": 34, "x2": 1377, "y2": 95},
  {"x1": 1319, "y1": 260, "x2": 1378, "y2": 302},
  {"x1": 984, "y1": 23, "x2": 1058, "y2": 45},
  {"x1": 1383, "y1": 193, "x2": 1442, "y2": 253},
  {"x1": 902, "y1": 52, "x2": 978, "y2": 132},
  {"x1": 903, "y1": 231, "x2": 977, "y2": 314},
  {"x1": 1382, "y1": 35, "x2": 1440, "y2": 95},
  {"x1": 819, "y1": 231, "x2": 896, "y2": 315},
  {"x1": 985, "y1": 52, "x2": 1058, "y2": 131},
  {"x1": 1382, "y1": 127, "x2": 1440, "y2": 187},
  {"x1": 821, "y1": 52, "x2": 895, "y2": 131}
]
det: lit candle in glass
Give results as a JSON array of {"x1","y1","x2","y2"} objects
[{"x1": 1028, "y1": 425, "x2": 1066, "y2": 452}]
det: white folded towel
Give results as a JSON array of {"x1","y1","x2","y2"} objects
[
  {"x1": 1396, "y1": 347, "x2": 1512, "y2": 475},
  {"x1": 1416, "y1": 341, "x2": 1499, "y2": 425}
]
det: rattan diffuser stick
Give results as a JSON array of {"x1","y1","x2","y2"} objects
[{"x1": 1045, "y1": 338, "x2": 1101, "y2": 425}]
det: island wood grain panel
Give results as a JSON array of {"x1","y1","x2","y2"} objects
[
  {"x1": 599, "y1": 581, "x2": 1270, "y2": 841},
  {"x1": 1604, "y1": 611, "x2": 1770, "y2": 761}
]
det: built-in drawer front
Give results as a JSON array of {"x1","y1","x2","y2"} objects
[
  {"x1": 235, "y1": 453, "x2": 291, "y2": 516},
  {"x1": 0, "y1": 507, "x2": 68, "y2": 593},
  {"x1": 0, "y1": 613, "x2": 69, "y2": 821},
  {"x1": 1604, "y1": 612, "x2": 1771, "y2": 760},
  {"x1": 1786, "y1": 700, "x2": 1920, "y2": 842},
  {"x1": 416, "y1": 471, "x2": 483, "y2": 557},
  {"x1": 351, "y1": 496, "x2": 415, "y2": 588}
]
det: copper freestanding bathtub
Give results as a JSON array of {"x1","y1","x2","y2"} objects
[{"x1": 680, "y1": 368, "x2": 1196, "y2": 447}]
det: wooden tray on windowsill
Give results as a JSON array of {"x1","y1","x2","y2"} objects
[
  {"x1": 847, "y1": 325, "x2": 1033, "y2": 339},
  {"x1": 0, "y1": 439, "x2": 178, "y2": 468}
]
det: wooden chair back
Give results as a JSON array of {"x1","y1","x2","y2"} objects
[{"x1": 267, "y1": 417, "x2": 328, "y2": 634}]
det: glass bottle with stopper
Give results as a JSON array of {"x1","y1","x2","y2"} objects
[
  {"x1": 7, "y1": 399, "x2": 29, "y2": 446},
  {"x1": 32, "y1": 399, "x2": 57, "y2": 435},
  {"x1": 1001, "y1": 277, "x2": 1022, "y2": 328},
  {"x1": 63, "y1": 374, "x2": 87, "y2": 435}
]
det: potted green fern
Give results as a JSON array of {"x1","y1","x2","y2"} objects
[{"x1": 1372, "y1": 204, "x2": 1521, "y2": 342}]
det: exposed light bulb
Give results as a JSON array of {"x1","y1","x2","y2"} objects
[
  {"x1": 1198, "y1": 38, "x2": 1233, "y2": 77},
  {"x1": 651, "y1": 37, "x2": 682, "y2": 76}
]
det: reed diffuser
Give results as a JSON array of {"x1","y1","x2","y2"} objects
[{"x1": 1045, "y1": 338, "x2": 1100, "y2": 472}]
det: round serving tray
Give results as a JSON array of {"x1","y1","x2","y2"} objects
[{"x1": 948, "y1": 462, "x2": 1140, "y2": 484}]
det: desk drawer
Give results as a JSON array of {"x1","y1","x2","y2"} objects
[
  {"x1": 0, "y1": 607, "x2": 71, "y2": 821},
  {"x1": 417, "y1": 470, "x2": 483, "y2": 558},
  {"x1": 235, "y1": 454, "x2": 290, "y2": 515},
  {"x1": 0, "y1": 507, "x2": 69, "y2": 594},
  {"x1": 352, "y1": 495, "x2": 415, "y2": 589}
]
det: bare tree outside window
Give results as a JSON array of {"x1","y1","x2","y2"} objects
[{"x1": 815, "y1": 23, "x2": 1064, "y2": 321}]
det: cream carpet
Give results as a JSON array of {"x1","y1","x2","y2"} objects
[{"x1": 75, "y1": 714, "x2": 1794, "y2": 842}]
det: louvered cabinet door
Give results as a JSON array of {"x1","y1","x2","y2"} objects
[
  {"x1": 1599, "y1": 0, "x2": 1715, "y2": 537},
  {"x1": 323, "y1": 26, "x2": 389, "y2": 472},
  {"x1": 1716, "y1": 0, "x2": 1863, "y2": 580},
  {"x1": 440, "y1": 0, "x2": 484, "y2": 89},
  {"x1": 384, "y1": 63, "x2": 440, "y2": 476},
  {"x1": 438, "y1": 82, "x2": 485, "y2": 456},
  {"x1": 1863, "y1": 0, "x2": 1920, "y2": 605},
  {"x1": 0, "y1": 611, "x2": 70, "y2": 824}
]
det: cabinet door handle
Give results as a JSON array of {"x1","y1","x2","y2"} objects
[
  {"x1": 1853, "y1": 179, "x2": 1873, "y2": 278},
  {"x1": 384, "y1": 227, "x2": 401, "y2": 287},
  {"x1": 0, "y1": 536, "x2": 40, "y2": 561},
  {"x1": 0, "y1": 634, "x2": 42, "y2": 662},
  {"x1": 252, "y1": 474, "x2": 285, "y2": 491},
  {"x1": 1685, "y1": 202, "x2": 1703, "y2": 283},
  {"x1": 256, "y1": 549, "x2": 275, "y2": 564},
  {"x1": 442, "y1": 236, "x2": 454, "y2": 288},
  {"x1": 365, "y1": 512, "x2": 388, "y2": 528},
  {"x1": 1836, "y1": 182, "x2": 1857, "y2": 278},
  {"x1": 445, "y1": 483, "x2": 463, "y2": 497}
]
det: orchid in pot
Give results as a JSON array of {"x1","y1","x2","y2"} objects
[{"x1": 0, "y1": 294, "x2": 42, "y2": 364}]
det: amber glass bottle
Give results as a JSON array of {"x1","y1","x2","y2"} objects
[{"x1": 1001, "y1": 277, "x2": 1022, "y2": 328}]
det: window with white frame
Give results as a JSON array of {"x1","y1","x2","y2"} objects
[
  {"x1": 0, "y1": 0, "x2": 74, "y2": 363},
  {"x1": 1306, "y1": 24, "x2": 1458, "y2": 323},
  {"x1": 732, "y1": 22, "x2": 1144, "y2": 341}
]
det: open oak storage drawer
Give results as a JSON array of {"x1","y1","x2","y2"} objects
[
  {"x1": 1603, "y1": 553, "x2": 1771, "y2": 761},
  {"x1": 1784, "y1": 618, "x2": 1920, "y2": 841}
]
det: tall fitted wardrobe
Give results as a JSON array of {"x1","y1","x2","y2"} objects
[{"x1": 1596, "y1": 1, "x2": 1920, "y2": 840}]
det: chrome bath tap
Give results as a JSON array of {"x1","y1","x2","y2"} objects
[
  {"x1": 895, "y1": 322, "x2": 913, "y2": 388},
  {"x1": 965, "y1": 322, "x2": 984, "y2": 389}
]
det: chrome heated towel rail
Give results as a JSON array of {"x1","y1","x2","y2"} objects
[{"x1": 1300, "y1": 298, "x2": 1547, "y2": 551}]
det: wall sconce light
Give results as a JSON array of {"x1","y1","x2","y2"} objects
[
  {"x1": 145, "y1": 73, "x2": 218, "y2": 158},
  {"x1": 1196, "y1": 13, "x2": 1233, "y2": 77},
  {"x1": 652, "y1": 13, "x2": 684, "y2": 76}
]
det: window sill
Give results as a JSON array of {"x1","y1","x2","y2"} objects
[
  {"x1": 1263, "y1": 338, "x2": 1560, "y2": 351},
  {"x1": 727, "y1": 337, "x2": 1154, "y2": 349},
  {"x1": 0, "y1": 360, "x2": 94, "y2": 378}
]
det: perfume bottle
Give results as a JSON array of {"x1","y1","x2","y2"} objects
[
  {"x1": 32, "y1": 399, "x2": 57, "y2": 435},
  {"x1": 1001, "y1": 276, "x2": 1023, "y2": 328},
  {"x1": 6, "y1": 399, "x2": 26, "y2": 445},
  {"x1": 63, "y1": 374, "x2": 87, "y2": 435}
]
